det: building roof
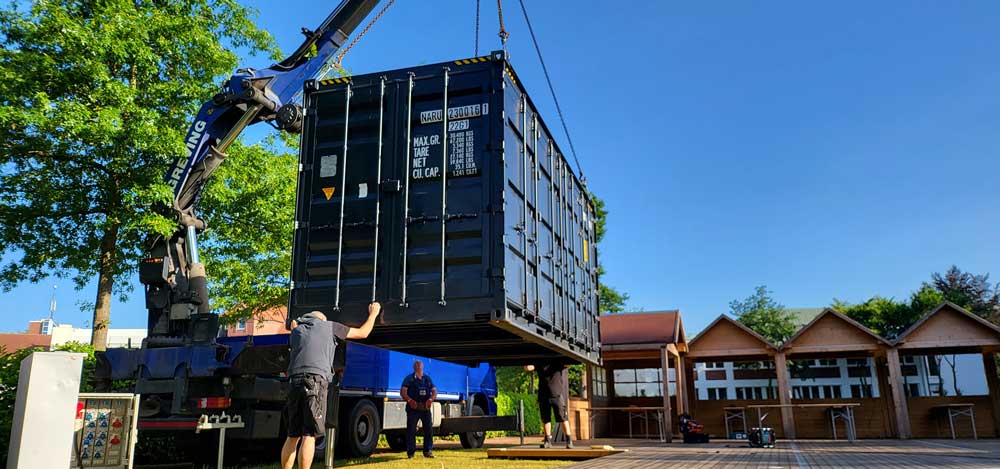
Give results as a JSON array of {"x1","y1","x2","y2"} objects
[
  {"x1": 894, "y1": 301, "x2": 1000, "y2": 351},
  {"x1": 786, "y1": 308, "x2": 825, "y2": 327},
  {"x1": 0, "y1": 333, "x2": 52, "y2": 353},
  {"x1": 781, "y1": 308, "x2": 891, "y2": 354},
  {"x1": 600, "y1": 310, "x2": 684, "y2": 347},
  {"x1": 687, "y1": 315, "x2": 778, "y2": 359}
]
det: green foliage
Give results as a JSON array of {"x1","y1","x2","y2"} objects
[
  {"x1": 199, "y1": 134, "x2": 297, "y2": 322},
  {"x1": 731, "y1": 285, "x2": 797, "y2": 344},
  {"x1": 495, "y1": 392, "x2": 542, "y2": 436},
  {"x1": 496, "y1": 366, "x2": 534, "y2": 394},
  {"x1": 931, "y1": 265, "x2": 1000, "y2": 321},
  {"x1": 0, "y1": 1, "x2": 278, "y2": 339},
  {"x1": 832, "y1": 296, "x2": 918, "y2": 340},
  {"x1": 590, "y1": 194, "x2": 629, "y2": 313},
  {"x1": 1, "y1": 343, "x2": 95, "y2": 464}
]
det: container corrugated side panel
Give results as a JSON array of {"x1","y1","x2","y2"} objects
[{"x1": 500, "y1": 64, "x2": 600, "y2": 351}]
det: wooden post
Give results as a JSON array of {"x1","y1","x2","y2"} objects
[
  {"x1": 981, "y1": 352, "x2": 1000, "y2": 437},
  {"x1": 685, "y1": 362, "x2": 698, "y2": 417},
  {"x1": 676, "y1": 354, "x2": 689, "y2": 414},
  {"x1": 885, "y1": 348, "x2": 911, "y2": 439},
  {"x1": 661, "y1": 346, "x2": 673, "y2": 442},
  {"x1": 774, "y1": 351, "x2": 796, "y2": 439}
]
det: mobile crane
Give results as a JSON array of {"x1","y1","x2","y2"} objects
[{"x1": 97, "y1": 0, "x2": 521, "y2": 465}]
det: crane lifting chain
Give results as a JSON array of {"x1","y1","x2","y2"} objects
[
  {"x1": 496, "y1": 0, "x2": 510, "y2": 46},
  {"x1": 333, "y1": 0, "x2": 396, "y2": 69}
]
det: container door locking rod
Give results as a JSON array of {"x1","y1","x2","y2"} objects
[
  {"x1": 400, "y1": 73, "x2": 414, "y2": 307},
  {"x1": 439, "y1": 68, "x2": 450, "y2": 307},
  {"x1": 371, "y1": 78, "x2": 385, "y2": 303},
  {"x1": 334, "y1": 83, "x2": 352, "y2": 311}
]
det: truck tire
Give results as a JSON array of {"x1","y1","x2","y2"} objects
[
  {"x1": 385, "y1": 430, "x2": 407, "y2": 452},
  {"x1": 340, "y1": 399, "x2": 382, "y2": 457},
  {"x1": 459, "y1": 405, "x2": 487, "y2": 449}
]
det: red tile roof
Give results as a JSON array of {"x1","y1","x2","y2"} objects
[
  {"x1": 600, "y1": 310, "x2": 683, "y2": 345},
  {"x1": 0, "y1": 334, "x2": 52, "y2": 353}
]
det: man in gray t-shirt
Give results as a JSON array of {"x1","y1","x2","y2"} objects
[{"x1": 280, "y1": 303, "x2": 381, "y2": 469}]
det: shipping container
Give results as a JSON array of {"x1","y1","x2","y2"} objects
[{"x1": 289, "y1": 51, "x2": 600, "y2": 366}]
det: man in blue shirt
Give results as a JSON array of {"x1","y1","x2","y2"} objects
[
  {"x1": 280, "y1": 303, "x2": 381, "y2": 469},
  {"x1": 401, "y1": 359, "x2": 437, "y2": 458}
]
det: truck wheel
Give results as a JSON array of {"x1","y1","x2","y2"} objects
[
  {"x1": 341, "y1": 399, "x2": 382, "y2": 457},
  {"x1": 385, "y1": 431, "x2": 407, "y2": 452},
  {"x1": 459, "y1": 405, "x2": 487, "y2": 449}
]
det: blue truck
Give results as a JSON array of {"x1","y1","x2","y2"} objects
[{"x1": 99, "y1": 333, "x2": 518, "y2": 458}]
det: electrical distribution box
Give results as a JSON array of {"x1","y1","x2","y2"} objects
[{"x1": 70, "y1": 393, "x2": 140, "y2": 469}]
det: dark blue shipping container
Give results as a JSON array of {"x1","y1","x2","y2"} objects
[{"x1": 290, "y1": 51, "x2": 600, "y2": 365}]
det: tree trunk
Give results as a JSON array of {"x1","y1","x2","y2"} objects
[{"x1": 91, "y1": 223, "x2": 119, "y2": 351}]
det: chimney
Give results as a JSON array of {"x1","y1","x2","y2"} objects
[{"x1": 27, "y1": 321, "x2": 43, "y2": 335}]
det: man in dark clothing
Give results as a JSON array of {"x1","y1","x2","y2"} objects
[
  {"x1": 280, "y1": 302, "x2": 381, "y2": 469},
  {"x1": 525, "y1": 362, "x2": 574, "y2": 449},
  {"x1": 400, "y1": 359, "x2": 437, "y2": 458}
]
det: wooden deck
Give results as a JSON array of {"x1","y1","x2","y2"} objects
[{"x1": 561, "y1": 438, "x2": 1000, "y2": 468}]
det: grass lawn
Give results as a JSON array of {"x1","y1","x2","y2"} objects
[{"x1": 247, "y1": 448, "x2": 573, "y2": 469}]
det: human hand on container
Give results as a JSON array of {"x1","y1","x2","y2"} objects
[{"x1": 370, "y1": 301, "x2": 383, "y2": 324}]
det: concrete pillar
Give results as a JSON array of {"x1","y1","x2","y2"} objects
[
  {"x1": 774, "y1": 351, "x2": 796, "y2": 439},
  {"x1": 660, "y1": 346, "x2": 673, "y2": 442},
  {"x1": 981, "y1": 352, "x2": 1000, "y2": 437},
  {"x1": 676, "y1": 354, "x2": 689, "y2": 414},
  {"x1": 885, "y1": 348, "x2": 911, "y2": 439}
]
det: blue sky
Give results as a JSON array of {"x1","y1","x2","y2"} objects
[{"x1": 2, "y1": 1, "x2": 999, "y2": 336}]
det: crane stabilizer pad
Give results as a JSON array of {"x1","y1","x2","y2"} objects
[{"x1": 486, "y1": 446, "x2": 626, "y2": 461}]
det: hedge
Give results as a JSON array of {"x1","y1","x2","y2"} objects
[{"x1": 495, "y1": 392, "x2": 541, "y2": 436}]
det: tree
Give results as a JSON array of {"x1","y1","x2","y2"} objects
[
  {"x1": 831, "y1": 296, "x2": 918, "y2": 340},
  {"x1": 730, "y1": 285, "x2": 797, "y2": 345},
  {"x1": 931, "y1": 265, "x2": 1000, "y2": 321},
  {"x1": 198, "y1": 135, "x2": 297, "y2": 322},
  {"x1": 591, "y1": 195, "x2": 629, "y2": 313},
  {"x1": 0, "y1": 1, "x2": 276, "y2": 349}
]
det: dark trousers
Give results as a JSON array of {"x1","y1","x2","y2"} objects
[{"x1": 405, "y1": 408, "x2": 433, "y2": 455}]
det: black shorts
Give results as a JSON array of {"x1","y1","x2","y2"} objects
[
  {"x1": 285, "y1": 373, "x2": 328, "y2": 437},
  {"x1": 538, "y1": 394, "x2": 568, "y2": 424}
]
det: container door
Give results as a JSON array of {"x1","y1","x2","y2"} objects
[
  {"x1": 391, "y1": 66, "x2": 494, "y2": 312},
  {"x1": 292, "y1": 80, "x2": 388, "y2": 319}
]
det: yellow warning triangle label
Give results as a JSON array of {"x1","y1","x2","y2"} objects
[{"x1": 322, "y1": 187, "x2": 336, "y2": 200}]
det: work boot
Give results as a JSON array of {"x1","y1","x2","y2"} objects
[
  {"x1": 540, "y1": 435, "x2": 552, "y2": 449},
  {"x1": 423, "y1": 451, "x2": 435, "y2": 458},
  {"x1": 566, "y1": 439, "x2": 575, "y2": 449}
]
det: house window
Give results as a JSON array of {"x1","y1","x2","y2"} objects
[
  {"x1": 902, "y1": 355, "x2": 916, "y2": 365},
  {"x1": 613, "y1": 368, "x2": 663, "y2": 398},
  {"x1": 847, "y1": 358, "x2": 869, "y2": 368},
  {"x1": 906, "y1": 383, "x2": 921, "y2": 397},
  {"x1": 707, "y1": 387, "x2": 728, "y2": 401},
  {"x1": 815, "y1": 359, "x2": 838, "y2": 367},
  {"x1": 705, "y1": 362, "x2": 727, "y2": 370},
  {"x1": 591, "y1": 367, "x2": 608, "y2": 398},
  {"x1": 236, "y1": 319, "x2": 247, "y2": 331},
  {"x1": 735, "y1": 386, "x2": 766, "y2": 400},
  {"x1": 850, "y1": 384, "x2": 873, "y2": 398}
]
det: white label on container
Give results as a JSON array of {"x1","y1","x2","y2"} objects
[
  {"x1": 319, "y1": 154, "x2": 338, "y2": 178},
  {"x1": 420, "y1": 103, "x2": 489, "y2": 124},
  {"x1": 358, "y1": 183, "x2": 368, "y2": 199}
]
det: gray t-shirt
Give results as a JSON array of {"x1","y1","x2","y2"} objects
[{"x1": 288, "y1": 313, "x2": 350, "y2": 382}]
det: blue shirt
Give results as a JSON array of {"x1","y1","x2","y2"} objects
[{"x1": 401, "y1": 373, "x2": 435, "y2": 403}]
